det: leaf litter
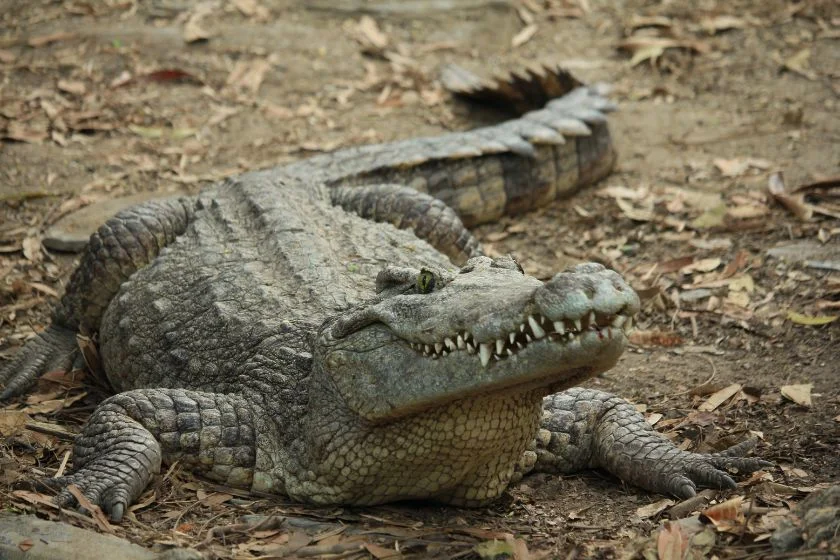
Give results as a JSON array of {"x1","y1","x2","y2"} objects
[{"x1": 2, "y1": 0, "x2": 840, "y2": 558}]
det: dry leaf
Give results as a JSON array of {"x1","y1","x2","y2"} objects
[
  {"x1": 636, "y1": 498, "x2": 675, "y2": 519},
  {"x1": 0, "y1": 410, "x2": 29, "y2": 437},
  {"x1": 226, "y1": 59, "x2": 272, "y2": 94},
  {"x1": 57, "y1": 80, "x2": 86, "y2": 96},
  {"x1": 511, "y1": 24, "x2": 538, "y2": 48},
  {"x1": 781, "y1": 48, "x2": 817, "y2": 80},
  {"x1": 768, "y1": 172, "x2": 813, "y2": 220},
  {"x1": 21, "y1": 391, "x2": 86, "y2": 414},
  {"x1": 713, "y1": 157, "x2": 772, "y2": 177},
  {"x1": 5, "y1": 121, "x2": 50, "y2": 144},
  {"x1": 22, "y1": 235, "x2": 43, "y2": 262},
  {"x1": 629, "y1": 330, "x2": 683, "y2": 347},
  {"x1": 28, "y1": 32, "x2": 76, "y2": 47},
  {"x1": 698, "y1": 383, "x2": 742, "y2": 412},
  {"x1": 700, "y1": 496, "x2": 746, "y2": 532},
  {"x1": 787, "y1": 311, "x2": 837, "y2": 326},
  {"x1": 727, "y1": 204, "x2": 769, "y2": 219},
  {"x1": 66, "y1": 484, "x2": 115, "y2": 534},
  {"x1": 781, "y1": 384, "x2": 813, "y2": 407},
  {"x1": 18, "y1": 538, "x2": 34, "y2": 552},
  {"x1": 681, "y1": 257, "x2": 721, "y2": 274},
  {"x1": 656, "y1": 521, "x2": 689, "y2": 560},
  {"x1": 618, "y1": 37, "x2": 709, "y2": 67},
  {"x1": 183, "y1": 8, "x2": 213, "y2": 43},
  {"x1": 700, "y1": 15, "x2": 751, "y2": 34},
  {"x1": 356, "y1": 16, "x2": 389, "y2": 50}
]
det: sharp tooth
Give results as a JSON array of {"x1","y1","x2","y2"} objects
[
  {"x1": 509, "y1": 332, "x2": 516, "y2": 344},
  {"x1": 496, "y1": 339, "x2": 505, "y2": 355},
  {"x1": 520, "y1": 323, "x2": 526, "y2": 332},
  {"x1": 434, "y1": 343, "x2": 443, "y2": 354},
  {"x1": 463, "y1": 331, "x2": 471, "y2": 342},
  {"x1": 525, "y1": 334, "x2": 532, "y2": 343},
  {"x1": 466, "y1": 342, "x2": 476, "y2": 354},
  {"x1": 506, "y1": 348, "x2": 514, "y2": 356},
  {"x1": 612, "y1": 315, "x2": 626, "y2": 328},
  {"x1": 554, "y1": 321, "x2": 565, "y2": 335},
  {"x1": 424, "y1": 344, "x2": 432, "y2": 354},
  {"x1": 626, "y1": 317, "x2": 633, "y2": 331},
  {"x1": 588, "y1": 311, "x2": 596, "y2": 327},
  {"x1": 479, "y1": 343, "x2": 491, "y2": 367},
  {"x1": 516, "y1": 342, "x2": 524, "y2": 350},
  {"x1": 444, "y1": 338, "x2": 455, "y2": 351},
  {"x1": 456, "y1": 334, "x2": 466, "y2": 349},
  {"x1": 573, "y1": 319, "x2": 582, "y2": 331},
  {"x1": 528, "y1": 315, "x2": 546, "y2": 339}
]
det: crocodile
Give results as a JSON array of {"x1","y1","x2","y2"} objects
[{"x1": 0, "y1": 71, "x2": 769, "y2": 521}]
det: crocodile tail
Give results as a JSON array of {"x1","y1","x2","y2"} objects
[{"x1": 292, "y1": 82, "x2": 617, "y2": 227}]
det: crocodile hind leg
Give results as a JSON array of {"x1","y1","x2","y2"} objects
[
  {"x1": 516, "y1": 388, "x2": 771, "y2": 498},
  {"x1": 42, "y1": 388, "x2": 257, "y2": 521},
  {"x1": 0, "y1": 197, "x2": 195, "y2": 399},
  {"x1": 331, "y1": 183, "x2": 483, "y2": 264}
]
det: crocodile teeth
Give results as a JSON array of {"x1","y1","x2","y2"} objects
[
  {"x1": 509, "y1": 332, "x2": 516, "y2": 344},
  {"x1": 554, "y1": 321, "x2": 565, "y2": 335},
  {"x1": 424, "y1": 344, "x2": 432, "y2": 354},
  {"x1": 495, "y1": 339, "x2": 505, "y2": 355},
  {"x1": 573, "y1": 319, "x2": 582, "y2": 332},
  {"x1": 626, "y1": 317, "x2": 633, "y2": 331},
  {"x1": 444, "y1": 338, "x2": 455, "y2": 351},
  {"x1": 434, "y1": 343, "x2": 443, "y2": 354},
  {"x1": 506, "y1": 348, "x2": 514, "y2": 357},
  {"x1": 528, "y1": 315, "x2": 546, "y2": 339},
  {"x1": 520, "y1": 323, "x2": 526, "y2": 333},
  {"x1": 456, "y1": 334, "x2": 465, "y2": 349},
  {"x1": 588, "y1": 311, "x2": 596, "y2": 328},
  {"x1": 466, "y1": 341, "x2": 476, "y2": 354},
  {"x1": 479, "y1": 343, "x2": 492, "y2": 367}
]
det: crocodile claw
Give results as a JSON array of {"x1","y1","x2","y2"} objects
[
  {"x1": 41, "y1": 470, "x2": 138, "y2": 523},
  {"x1": 0, "y1": 325, "x2": 79, "y2": 400}
]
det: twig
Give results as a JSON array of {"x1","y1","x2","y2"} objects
[{"x1": 54, "y1": 449, "x2": 71, "y2": 477}]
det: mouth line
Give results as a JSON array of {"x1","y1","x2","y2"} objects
[{"x1": 406, "y1": 311, "x2": 634, "y2": 367}]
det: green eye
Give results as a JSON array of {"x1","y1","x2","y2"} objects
[{"x1": 416, "y1": 270, "x2": 436, "y2": 294}]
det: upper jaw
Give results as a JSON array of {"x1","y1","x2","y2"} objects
[{"x1": 408, "y1": 308, "x2": 634, "y2": 367}]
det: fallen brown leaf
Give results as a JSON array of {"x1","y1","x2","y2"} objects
[
  {"x1": 28, "y1": 32, "x2": 76, "y2": 48},
  {"x1": 511, "y1": 24, "x2": 538, "y2": 48},
  {"x1": 629, "y1": 330, "x2": 683, "y2": 347},
  {"x1": 780, "y1": 383, "x2": 813, "y2": 407},
  {"x1": 698, "y1": 384, "x2": 742, "y2": 412},
  {"x1": 57, "y1": 80, "x2": 86, "y2": 96},
  {"x1": 767, "y1": 172, "x2": 813, "y2": 220}
]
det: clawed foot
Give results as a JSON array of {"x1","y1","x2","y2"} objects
[
  {"x1": 39, "y1": 465, "x2": 148, "y2": 522},
  {"x1": 0, "y1": 325, "x2": 80, "y2": 400},
  {"x1": 642, "y1": 438, "x2": 773, "y2": 499}
]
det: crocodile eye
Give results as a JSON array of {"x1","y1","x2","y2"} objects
[{"x1": 416, "y1": 270, "x2": 436, "y2": 294}]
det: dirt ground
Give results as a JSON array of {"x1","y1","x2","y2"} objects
[{"x1": 1, "y1": 0, "x2": 839, "y2": 558}]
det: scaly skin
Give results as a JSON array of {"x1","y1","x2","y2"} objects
[{"x1": 0, "y1": 81, "x2": 769, "y2": 521}]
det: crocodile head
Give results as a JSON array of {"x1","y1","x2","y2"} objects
[{"x1": 315, "y1": 256, "x2": 639, "y2": 422}]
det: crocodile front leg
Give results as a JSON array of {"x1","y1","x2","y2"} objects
[
  {"x1": 0, "y1": 198, "x2": 195, "y2": 399},
  {"x1": 519, "y1": 388, "x2": 771, "y2": 498},
  {"x1": 44, "y1": 388, "x2": 256, "y2": 521}
]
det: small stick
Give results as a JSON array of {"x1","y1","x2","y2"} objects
[{"x1": 54, "y1": 449, "x2": 71, "y2": 478}]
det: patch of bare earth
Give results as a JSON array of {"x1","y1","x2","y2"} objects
[{"x1": 1, "y1": 0, "x2": 838, "y2": 558}]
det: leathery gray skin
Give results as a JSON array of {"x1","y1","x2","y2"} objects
[{"x1": 0, "y1": 84, "x2": 770, "y2": 521}]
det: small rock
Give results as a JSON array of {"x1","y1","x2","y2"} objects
[
  {"x1": 43, "y1": 192, "x2": 184, "y2": 253},
  {"x1": 0, "y1": 513, "x2": 202, "y2": 560}
]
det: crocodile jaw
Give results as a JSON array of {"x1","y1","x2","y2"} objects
[{"x1": 317, "y1": 259, "x2": 639, "y2": 422}]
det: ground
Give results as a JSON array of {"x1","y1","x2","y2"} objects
[{"x1": 1, "y1": 0, "x2": 838, "y2": 558}]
